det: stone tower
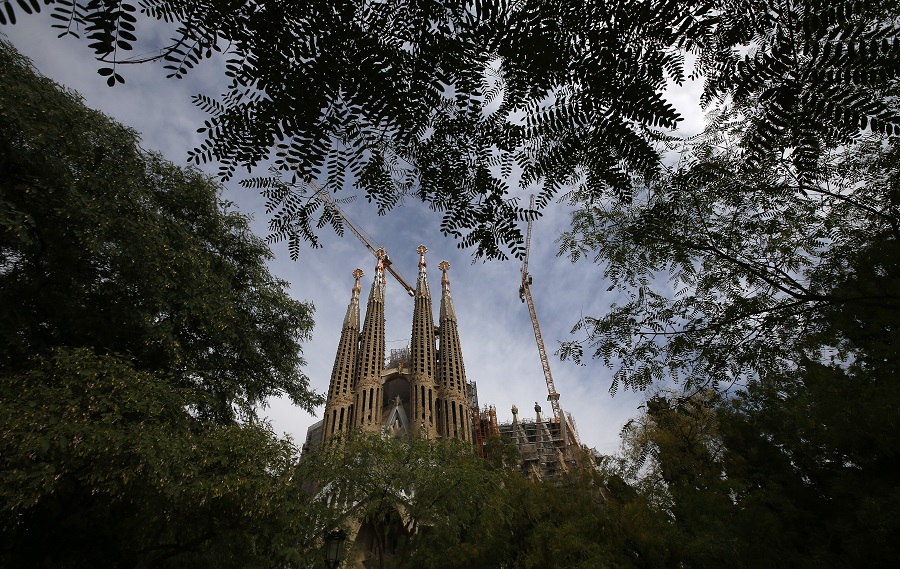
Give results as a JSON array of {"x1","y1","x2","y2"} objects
[
  {"x1": 353, "y1": 249, "x2": 387, "y2": 432},
  {"x1": 409, "y1": 245, "x2": 439, "y2": 438},
  {"x1": 321, "y1": 268, "x2": 363, "y2": 441},
  {"x1": 319, "y1": 246, "x2": 472, "y2": 444},
  {"x1": 437, "y1": 260, "x2": 472, "y2": 442}
]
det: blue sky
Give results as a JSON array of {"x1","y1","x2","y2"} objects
[{"x1": 3, "y1": 14, "x2": 705, "y2": 455}]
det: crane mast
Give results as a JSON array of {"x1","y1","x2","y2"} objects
[
  {"x1": 519, "y1": 196, "x2": 564, "y2": 428},
  {"x1": 311, "y1": 182, "x2": 415, "y2": 297}
]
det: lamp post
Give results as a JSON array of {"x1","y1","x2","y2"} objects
[{"x1": 324, "y1": 528, "x2": 347, "y2": 569}]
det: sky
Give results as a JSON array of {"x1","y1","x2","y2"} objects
[{"x1": 3, "y1": 14, "x2": 705, "y2": 455}]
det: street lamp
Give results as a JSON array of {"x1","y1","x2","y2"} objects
[{"x1": 324, "y1": 528, "x2": 347, "y2": 569}]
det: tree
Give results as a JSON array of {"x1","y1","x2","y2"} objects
[
  {"x1": 614, "y1": 391, "x2": 804, "y2": 568},
  {"x1": 296, "y1": 433, "x2": 502, "y2": 568},
  {"x1": 615, "y1": 346, "x2": 900, "y2": 567},
  {"x1": 295, "y1": 432, "x2": 672, "y2": 569},
  {"x1": 560, "y1": 62, "x2": 900, "y2": 560},
  {"x1": 0, "y1": 41, "x2": 323, "y2": 567},
  {"x1": 557, "y1": 127, "x2": 900, "y2": 567},
  {"x1": 559, "y1": 123, "x2": 900, "y2": 387},
  {"x1": 407, "y1": 458, "x2": 681, "y2": 569},
  {"x1": 0, "y1": 39, "x2": 319, "y2": 422},
  {"x1": 3, "y1": 1, "x2": 897, "y2": 260},
  {"x1": 528, "y1": 20, "x2": 900, "y2": 559},
  {"x1": 0, "y1": 349, "x2": 314, "y2": 568}
]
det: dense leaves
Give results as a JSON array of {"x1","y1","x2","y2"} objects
[
  {"x1": 595, "y1": 181, "x2": 900, "y2": 566},
  {"x1": 697, "y1": 0, "x2": 900, "y2": 171},
  {"x1": 298, "y1": 433, "x2": 501, "y2": 567},
  {"x1": 4, "y1": 1, "x2": 897, "y2": 258},
  {"x1": 305, "y1": 433, "x2": 673, "y2": 569},
  {"x1": 0, "y1": 41, "x2": 322, "y2": 567},
  {"x1": 0, "y1": 349, "x2": 307, "y2": 568},
  {"x1": 0, "y1": 40, "x2": 319, "y2": 421},
  {"x1": 559, "y1": 126, "x2": 900, "y2": 393},
  {"x1": 411, "y1": 465, "x2": 662, "y2": 569},
  {"x1": 614, "y1": 369, "x2": 900, "y2": 567}
]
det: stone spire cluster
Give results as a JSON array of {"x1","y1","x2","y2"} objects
[{"x1": 321, "y1": 246, "x2": 472, "y2": 444}]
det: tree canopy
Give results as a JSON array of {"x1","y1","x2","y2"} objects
[
  {"x1": 4, "y1": 0, "x2": 896, "y2": 259},
  {"x1": 558, "y1": 129, "x2": 900, "y2": 390},
  {"x1": 611, "y1": 372, "x2": 900, "y2": 567},
  {"x1": 0, "y1": 38, "x2": 319, "y2": 422},
  {"x1": 0, "y1": 40, "x2": 322, "y2": 567},
  {"x1": 301, "y1": 432, "x2": 671, "y2": 569}
]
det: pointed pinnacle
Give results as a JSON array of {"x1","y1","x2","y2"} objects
[
  {"x1": 417, "y1": 244, "x2": 428, "y2": 270},
  {"x1": 439, "y1": 260, "x2": 450, "y2": 288},
  {"x1": 352, "y1": 268, "x2": 363, "y2": 299}
]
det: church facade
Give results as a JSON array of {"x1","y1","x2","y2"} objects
[{"x1": 316, "y1": 245, "x2": 473, "y2": 445}]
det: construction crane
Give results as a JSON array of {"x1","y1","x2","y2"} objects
[
  {"x1": 518, "y1": 195, "x2": 573, "y2": 459},
  {"x1": 310, "y1": 181, "x2": 415, "y2": 297}
]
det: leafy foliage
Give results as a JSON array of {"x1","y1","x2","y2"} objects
[
  {"x1": 559, "y1": 125, "x2": 900, "y2": 393},
  {"x1": 304, "y1": 433, "x2": 672, "y2": 569},
  {"x1": 616, "y1": 361, "x2": 900, "y2": 567},
  {"x1": 0, "y1": 349, "x2": 308, "y2": 569},
  {"x1": 410, "y1": 455, "x2": 681, "y2": 569},
  {"x1": 299, "y1": 433, "x2": 502, "y2": 567},
  {"x1": 696, "y1": 0, "x2": 900, "y2": 171},
  {"x1": 0, "y1": 0, "x2": 896, "y2": 264},
  {"x1": 5, "y1": 1, "x2": 897, "y2": 258},
  {"x1": 599, "y1": 194, "x2": 900, "y2": 565},
  {"x1": 0, "y1": 40, "x2": 320, "y2": 421},
  {"x1": 0, "y1": 0, "x2": 40, "y2": 26},
  {"x1": 0, "y1": 41, "x2": 323, "y2": 567},
  {"x1": 1, "y1": 0, "x2": 712, "y2": 259}
]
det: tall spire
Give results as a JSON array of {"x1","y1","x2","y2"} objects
[
  {"x1": 439, "y1": 259, "x2": 456, "y2": 321},
  {"x1": 353, "y1": 250, "x2": 387, "y2": 432},
  {"x1": 410, "y1": 245, "x2": 439, "y2": 438},
  {"x1": 322, "y1": 269, "x2": 363, "y2": 442},
  {"x1": 415, "y1": 244, "x2": 431, "y2": 297},
  {"x1": 437, "y1": 260, "x2": 471, "y2": 442}
]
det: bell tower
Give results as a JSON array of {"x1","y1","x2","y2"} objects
[
  {"x1": 409, "y1": 245, "x2": 439, "y2": 438},
  {"x1": 322, "y1": 268, "x2": 363, "y2": 441},
  {"x1": 353, "y1": 250, "x2": 387, "y2": 432},
  {"x1": 437, "y1": 260, "x2": 471, "y2": 442}
]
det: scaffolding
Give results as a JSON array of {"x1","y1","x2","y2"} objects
[
  {"x1": 497, "y1": 404, "x2": 575, "y2": 480},
  {"x1": 385, "y1": 347, "x2": 410, "y2": 371}
]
